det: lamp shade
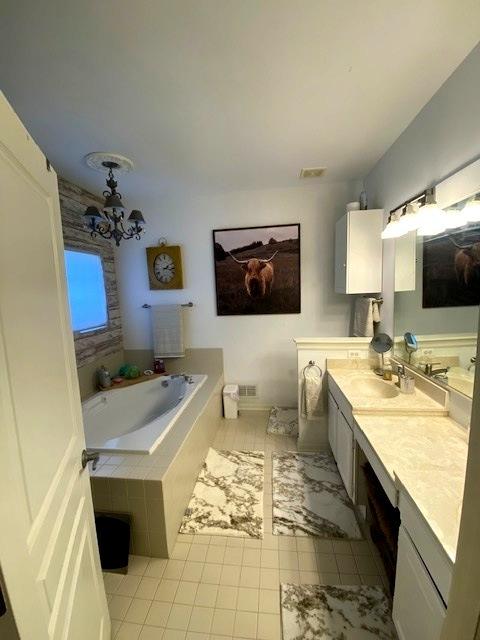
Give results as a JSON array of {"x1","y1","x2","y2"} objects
[
  {"x1": 103, "y1": 193, "x2": 125, "y2": 211},
  {"x1": 84, "y1": 205, "x2": 102, "y2": 219},
  {"x1": 128, "y1": 209, "x2": 145, "y2": 224}
]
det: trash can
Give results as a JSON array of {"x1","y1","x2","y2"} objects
[
  {"x1": 223, "y1": 384, "x2": 239, "y2": 419},
  {"x1": 95, "y1": 512, "x2": 131, "y2": 573}
]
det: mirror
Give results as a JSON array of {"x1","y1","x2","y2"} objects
[{"x1": 394, "y1": 170, "x2": 479, "y2": 398}]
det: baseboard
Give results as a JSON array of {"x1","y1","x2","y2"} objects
[{"x1": 238, "y1": 403, "x2": 274, "y2": 412}]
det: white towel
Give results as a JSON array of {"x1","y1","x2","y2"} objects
[
  {"x1": 353, "y1": 297, "x2": 381, "y2": 337},
  {"x1": 151, "y1": 304, "x2": 185, "y2": 358},
  {"x1": 301, "y1": 367, "x2": 324, "y2": 420}
]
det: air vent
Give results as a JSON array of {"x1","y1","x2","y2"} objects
[
  {"x1": 239, "y1": 384, "x2": 257, "y2": 398},
  {"x1": 299, "y1": 167, "x2": 326, "y2": 179}
]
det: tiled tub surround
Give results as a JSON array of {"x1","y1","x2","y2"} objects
[
  {"x1": 90, "y1": 350, "x2": 224, "y2": 558},
  {"x1": 272, "y1": 452, "x2": 362, "y2": 539},
  {"x1": 353, "y1": 414, "x2": 468, "y2": 564},
  {"x1": 105, "y1": 411, "x2": 388, "y2": 640},
  {"x1": 180, "y1": 449, "x2": 265, "y2": 538}
]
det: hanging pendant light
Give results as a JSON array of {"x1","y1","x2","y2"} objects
[{"x1": 83, "y1": 153, "x2": 146, "y2": 247}]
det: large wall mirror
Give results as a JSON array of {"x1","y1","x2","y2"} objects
[{"x1": 393, "y1": 160, "x2": 480, "y2": 398}]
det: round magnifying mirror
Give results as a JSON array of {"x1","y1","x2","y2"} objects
[{"x1": 370, "y1": 333, "x2": 393, "y2": 376}]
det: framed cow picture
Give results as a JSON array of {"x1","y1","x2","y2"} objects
[{"x1": 212, "y1": 223, "x2": 301, "y2": 316}]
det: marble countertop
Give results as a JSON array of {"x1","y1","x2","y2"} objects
[
  {"x1": 354, "y1": 414, "x2": 468, "y2": 563},
  {"x1": 328, "y1": 368, "x2": 448, "y2": 415}
]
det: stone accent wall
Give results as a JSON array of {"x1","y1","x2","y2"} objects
[{"x1": 59, "y1": 176, "x2": 124, "y2": 369}]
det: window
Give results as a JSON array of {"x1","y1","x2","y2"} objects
[{"x1": 64, "y1": 249, "x2": 108, "y2": 332}]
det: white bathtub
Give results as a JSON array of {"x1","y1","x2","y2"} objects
[{"x1": 83, "y1": 374, "x2": 207, "y2": 454}]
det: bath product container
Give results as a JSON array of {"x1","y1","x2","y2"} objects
[
  {"x1": 223, "y1": 384, "x2": 239, "y2": 419},
  {"x1": 97, "y1": 365, "x2": 111, "y2": 389},
  {"x1": 95, "y1": 512, "x2": 131, "y2": 573}
]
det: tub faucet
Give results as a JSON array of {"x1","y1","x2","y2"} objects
[
  {"x1": 424, "y1": 362, "x2": 449, "y2": 377},
  {"x1": 468, "y1": 356, "x2": 476, "y2": 372}
]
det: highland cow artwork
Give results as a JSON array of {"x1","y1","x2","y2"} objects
[
  {"x1": 213, "y1": 224, "x2": 301, "y2": 315},
  {"x1": 423, "y1": 224, "x2": 480, "y2": 308}
]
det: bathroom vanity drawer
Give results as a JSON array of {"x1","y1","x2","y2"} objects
[
  {"x1": 398, "y1": 489, "x2": 452, "y2": 604},
  {"x1": 393, "y1": 526, "x2": 446, "y2": 640},
  {"x1": 353, "y1": 421, "x2": 397, "y2": 506}
]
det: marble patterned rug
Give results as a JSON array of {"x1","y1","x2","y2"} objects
[
  {"x1": 179, "y1": 448, "x2": 264, "y2": 538},
  {"x1": 272, "y1": 452, "x2": 362, "y2": 538},
  {"x1": 267, "y1": 406, "x2": 299, "y2": 436},
  {"x1": 281, "y1": 584, "x2": 396, "y2": 640}
]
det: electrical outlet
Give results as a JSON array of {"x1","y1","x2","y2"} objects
[
  {"x1": 348, "y1": 350, "x2": 361, "y2": 359},
  {"x1": 422, "y1": 348, "x2": 433, "y2": 356}
]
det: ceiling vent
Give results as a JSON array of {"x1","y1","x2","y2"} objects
[
  {"x1": 299, "y1": 167, "x2": 326, "y2": 179},
  {"x1": 239, "y1": 384, "x2": 257, "y2": 398}
]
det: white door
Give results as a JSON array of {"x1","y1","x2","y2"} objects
[{"x1": 0, "y1": 93, "x2": 109, "y2": 639}]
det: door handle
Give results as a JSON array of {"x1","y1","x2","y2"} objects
[{"x1": 81, "y1": 449, "x2": 100, "y2": 471}]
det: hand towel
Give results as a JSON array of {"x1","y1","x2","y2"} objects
[
  {"x1": 353, "y1": 297, "x2": 381, "y2": 337},
  {"x1": 151, "y1": 304, "x2": 184, "y2": 358},
  {"x1": 301, "y1": 366, "x2": 324, "y2": 420}
]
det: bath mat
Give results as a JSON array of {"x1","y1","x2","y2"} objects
[
  {"x1": 281, "y1": 583, "x2": 396, "y2": 640},
  {"x1": 272, "y1": 452, "x2": 362, "y2": 539},
  {"x1": 179, "y1": 448, "x2": 264, "y2": 538},
  {"x1": 267, "y1": 406, "x2": 298, "y2": 436}
]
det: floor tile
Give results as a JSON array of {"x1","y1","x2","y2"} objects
[
  {"x1": 188, "y1": 606, "x2": 214, "y2": 633},
  {"x1": 155, "y1": 579, "x2": 179, "y2": 603},
  {"x1": 215, "y1": 585, "x2": 238, "y2": 610},
  {"x1": 174, "y1": 581, "x2": 198, "y2": 605},
  {"x1": 109, "y1": 594, "x2": 133, "y2": 621},
  {"x1": 136, "y1": 577, "x2": 161, "y2": 600},
  {"x1": 234, "y1": 610, "x2": 257, "y2": 639},
  {"x1": 194, "y1": 583, "x2": 218, "y2": 607},
  {"x1": 145, "y1": 602, "x2": 172, "y2": 628},
  {"x1": 116, "y1": 621, "x2": 143, "y2": 640},
  {"x1": 166, "y1": 603, "x2": 192, "y2": 631},
  {"x1": 257, "y1": 612, "x2": 281, "y2": 640},
  {"x1": 236, "y1": 587, "x2": 259, "y2": 612},
  {"x1": 138, "y1": 626, "x2": 164, "y2": 640},
  {"x1": 124, "y1": 598, "x2": 151, "y2": 625},
  {"x1": 211, "y1": 608, "x2": 235, "y2": 636}
]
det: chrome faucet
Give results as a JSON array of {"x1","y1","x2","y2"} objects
[
  {"x1": 468, "y1": 356, "x2": 476, "y2": 372},
  {"x1": 424, "y1": 362, "x2": 450, "y2": 377}
]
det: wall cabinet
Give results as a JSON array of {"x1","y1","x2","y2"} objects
[
  {"x1": 393, "y1": 527, "x2": 446, "y2": 640},
  {"x1": 334, "y1": 209, "x2": 384, "y2": 294}
]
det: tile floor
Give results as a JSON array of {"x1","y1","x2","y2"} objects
[{"x1": 105, "y1": 410, "x2": 388, "y2": 640}]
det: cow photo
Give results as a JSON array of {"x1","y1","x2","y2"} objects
[
  {"x1": 423, "y1": 223, "x2": 480, "y2": 308},
  {"x1": 213, "y1": 224, "x2": 300, "y2": 315}
]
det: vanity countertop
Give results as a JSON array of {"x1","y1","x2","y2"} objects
[
  {"x1": 353, "y1": 413, "x2": 468, "y2": 563},
  {"x1": 328, "y1": 368, "x2": 448, "y2": 415}
]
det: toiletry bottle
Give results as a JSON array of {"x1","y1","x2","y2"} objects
[{"x1": 98, "y1": 365, "x2": 112, "y2": 389}]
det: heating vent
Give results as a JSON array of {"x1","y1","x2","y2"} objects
[
  {"x1": 299, "y1": 166, "x2": 326, "y2": 179},
  {"x1": 239, "y1": 384, "x2": 257, "y2": 398}
]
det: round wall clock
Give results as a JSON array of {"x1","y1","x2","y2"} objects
[{"x1": 146, "y1": 245, "x2": 184, "y2": 289}]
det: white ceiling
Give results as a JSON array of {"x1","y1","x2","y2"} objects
[{"x1": 1, "y1": 1, "x2": 480, "y2": 199}]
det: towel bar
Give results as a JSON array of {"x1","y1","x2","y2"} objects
[{"x1": 142, "y1": 302, "x2": 193, "y2": 308}]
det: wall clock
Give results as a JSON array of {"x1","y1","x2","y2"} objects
[{"x1": 146, "y1": 244, "x2": 184, "y2": 289}]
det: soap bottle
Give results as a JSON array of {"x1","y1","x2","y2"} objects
[{"x1": 98, "y1": 365, "x2": 112, "y2": 389}]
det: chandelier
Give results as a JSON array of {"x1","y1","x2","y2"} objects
[{"x1": 83, "y1": 156, "x2": 146, "y2": 247}]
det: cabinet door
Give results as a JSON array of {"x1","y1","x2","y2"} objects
[
  {"x1": 393, "y1": 527, "x2": 446, "y2": 640},
  {"x1": 347, "y1": 210, "x2": 384, "y2": 293},
  {"x1": 336, "y1": 411, "x2": 354, "y2": 499},
  {"x1": 334, "y1": 215, "x2": 348, "y2": 293},
  {"x1": 327, "y1": 393, "x2": 338, "y2": 458}
]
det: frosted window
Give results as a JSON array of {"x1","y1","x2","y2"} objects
[{"x1": 65, "y1": 250, "x2": 108, "y2": 332}]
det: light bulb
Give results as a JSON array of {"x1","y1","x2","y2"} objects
[
  {"x1": 416, "y1": 189, "x2": 446, "y2": 236},
  {"x1": 443, "y1": 207, "x2": 467, "y2": 230},
  {"x1": 462, "y1": 195, "x2": 480, "y2": 222},
  {"x1": 399, "y1": 203, "x2": 420, "y2": 232},
  {"x1": 381, "y1": 215, "x2": 404, "y2": 239}
]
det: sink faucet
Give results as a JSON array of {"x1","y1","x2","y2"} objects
[
  {"x1": 468, "y1": 356, "x2": 476, "y2": 372},
  {"x1": 424, "y1": 362, "x2": 450, "y2": 377}
]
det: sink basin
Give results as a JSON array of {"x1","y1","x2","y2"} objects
[{"x1": 349, "y1": 377, "x2": 400, "y2": 399}]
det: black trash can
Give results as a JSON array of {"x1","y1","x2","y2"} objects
[{"x1": 95, "y1": 512, "x2": 131, "y2": 573}]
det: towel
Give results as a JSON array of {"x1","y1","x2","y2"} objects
[
  {"x1": 353, "y1": 297, "x2": 381, "y2": 337},
  {"x1": 301, "y1": 367, "x2": 324, "y2": 420},
  {"x1": 151, "y1": 304, "x2": 184, "y2": 358}
]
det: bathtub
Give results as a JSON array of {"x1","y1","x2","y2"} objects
[{"x1": 83, "y1": 374, "x2": 207, "y2": 454}]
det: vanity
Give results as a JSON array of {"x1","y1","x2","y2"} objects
[{"x1": 327, "y1": 364, "x2": 468, "y2": 640}]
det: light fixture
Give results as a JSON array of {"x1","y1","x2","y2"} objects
[
  {"x1": 398, "y1": 202, "x2": 421, "y2": 232},
  {"x1": 443, "y1": 205, "x2": 466, "y2": 229},
  {"x1": 462, "y1": 193, "x2": 480, "y2": 222},
  {"x1": 83, "y1": 153, "x2": 146, "y2": 247},
  {"x1": 381, "y1": 210, "x2": 404, "y2": 239},
  {"x1": 416, "y1": 188, "x2": 446, "y2": 236}
]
